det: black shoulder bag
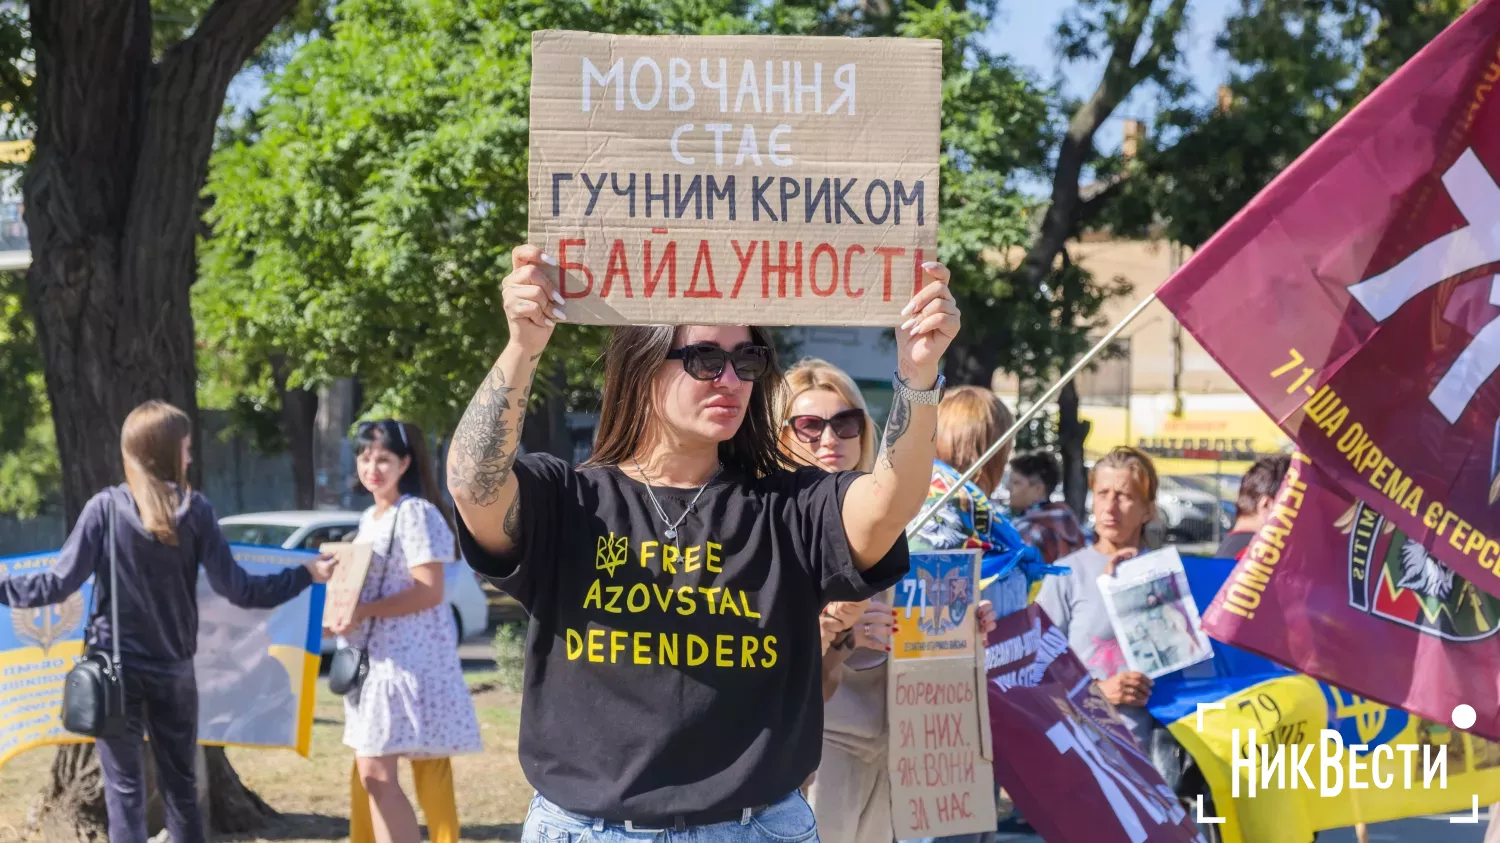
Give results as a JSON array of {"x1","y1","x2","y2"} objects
[
  {"x1": 61, "y1": 495, "x2": 127, "y2": 738},
  {"x1": 328, "y1": 497, "x2": 404, "y2": 697}
]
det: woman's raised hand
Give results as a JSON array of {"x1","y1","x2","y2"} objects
[
  {"x1": 502, "y1": 245, "x2": 567, "y2": 356},
  {"x1": 894, "y1": 262, "x2": 961, "y2": 381}
]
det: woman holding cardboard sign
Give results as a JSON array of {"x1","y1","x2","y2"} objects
[
  {"x1": 449, "y1": 244, "x2": 958, "y2": 842},
  {"x1": 778, "y1": 361, "x2": 1001, "y2": 843},
  {"x1": 328, "y1": 419, "x2": 481, "y2": 843}
]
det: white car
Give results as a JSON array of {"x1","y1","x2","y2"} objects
[{"x1": 217, "y1": 510, "x2": 491, "y2": 652}]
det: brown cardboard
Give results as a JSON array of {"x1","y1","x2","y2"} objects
[
  {"x1": 887, "y1": 550, "x2": 996, "y2": 837},
  {"x1": 527, "y1": 31, "x2": 942, "y2": 326},
  {"x1": 319, "y1": 542, "x2": 373, "y2": 632},
  {"x1": 888, "y1": 658, "x2": 998, "y2": 837}
]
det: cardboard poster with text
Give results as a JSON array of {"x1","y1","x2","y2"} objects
[
  {"x1": 528, "y1": 31, "x2": 942, "y2": 325},
  {"x1": 319, "y1": 542, "x2": 372, "y2": 632},
  {"x1": 887, "y1": 550, "x2": 996, "y2": 838}
]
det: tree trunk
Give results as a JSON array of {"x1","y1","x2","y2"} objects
[
  {"x1": 203, "y1": 747, "x2": 278, "y2": 832},
  {"x1": 29, "y1": 746, "x2": 106, "y2": 843},
  {"x1": 272, "y1": 357, "x2": 319, "y2": 509},
  {"x1": 21, "y1": 1, "x2": 296, "y2": 839},
  {"x1": 314, "y1": 378, "x2": 358, "y2": 507},
  {"x1": 1058, "y1": 380, "x2": 1090, "y2": 517},
  {"x1": 282, "y1": 385, "x2": 319, "y2": 508}
]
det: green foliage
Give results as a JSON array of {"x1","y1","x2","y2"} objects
[
  {"x1": 199, "y1": 0, "x2": 1054, "y2": 427},
  {"x1": 491, "y1": 622, "x2": 528, "y2": 693},
  {"x1": 0, "y1": 272, "x2": 59, "y2": 518},
  {"x1": 1103, "y1": 0, "x2": 1476, "y2": 248}
]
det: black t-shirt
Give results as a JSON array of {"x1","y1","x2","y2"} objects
[{"x1": 455, "y1": 453, "x2": 908, "y2": 822}]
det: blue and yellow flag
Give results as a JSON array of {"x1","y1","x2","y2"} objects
[
  {"x1": 0, "y1": 545, "x2": 324, "y2": 769},
  {"x1": 1148, "y1": 556, "x2": 1500, "y2": 842}
]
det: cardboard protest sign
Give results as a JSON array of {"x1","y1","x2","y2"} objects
[
  {"x1": 319, "y1": 542, "x2": 373, "y2": 632},
  {"x1": 887, "y1": 550, "x2": 996, "y2": 837},
  {"x1": 528, "y1": 31, "x2": 941, "y2": 326},
  {"x1": 987, "y1": 605, "x2": 1206, "y2": 843}
]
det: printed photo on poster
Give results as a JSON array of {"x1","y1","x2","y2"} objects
[
  {"x1": 892, "y1": 550, "x2": 980, "y2": 660},
  {"x1": 1097, "y1": 547, "x2": 1212, "y2": 679}
]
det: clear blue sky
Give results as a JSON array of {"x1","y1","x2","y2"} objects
[
  {"x1": 979, "y1": 0, "x2": 1237, "y2": 154},
  {"x1": 228, "y1": 0, "x2": 1240, "y2": 151}
]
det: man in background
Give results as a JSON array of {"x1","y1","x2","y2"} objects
[
  {"x1": 1006, "y1": 451, "x2": 1087, "y2": 565},
  {"x1": 1216, "y1": 454, "x2": 1292, "y2": 559}
]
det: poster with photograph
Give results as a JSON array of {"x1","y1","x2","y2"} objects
[{"x1": 1096, "y1": 547, "x2": 1213, "y2": 679}]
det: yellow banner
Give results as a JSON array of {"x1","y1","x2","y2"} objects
[{"x1": 1167, "y1": 676, "x2": 1500, "y2": 843}]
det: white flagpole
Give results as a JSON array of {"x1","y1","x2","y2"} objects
[{"x1": 908, "y1": 292, "x2": 1160, "y2": 535}]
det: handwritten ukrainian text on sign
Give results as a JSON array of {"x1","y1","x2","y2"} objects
[
  {"x1": 527, "y1": 31, "x2": 942, "y2": 325},
  {"x1": 887, "y1": 550, "x2": 994, "y2": 837}
]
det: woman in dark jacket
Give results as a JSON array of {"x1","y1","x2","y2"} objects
[{"x1": 0, "y1": 400, "x2": 335, "y2": 843}]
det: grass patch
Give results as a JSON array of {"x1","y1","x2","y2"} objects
[{"x1": 0, "y1": 678, "x2": 530, "y2": 842}]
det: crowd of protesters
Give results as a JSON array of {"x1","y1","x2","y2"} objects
[{"x1": 0, "y1": 240, "x2": 1306, "y2": 843}]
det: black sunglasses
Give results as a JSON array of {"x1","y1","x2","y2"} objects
[
  {"x1": 786, "y1": 409, "x2": 865, "y2": 443},
  {"x1": 356, "y1": 419, "x2": 410, "y2": 448},
  {"x1": 666, "y1": 343, "x2": 772, "y2": 382}
]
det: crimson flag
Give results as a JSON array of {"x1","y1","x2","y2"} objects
[
  {"x1": 986, "y1": 606, "x2": 1206, "y2": 842},
  {"x1": 1156, "y1": 0, "x2": 1500, "y2": 594},
  {"x1": 1202, "y1": 452, "x2": 1500, "y2": 740}
]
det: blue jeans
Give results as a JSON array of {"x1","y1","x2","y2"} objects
[{"x1": 522, "y1": 792, "x2": 818, "y2": 843}]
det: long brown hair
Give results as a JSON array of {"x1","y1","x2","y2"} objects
[
  {"x1": 122, "y1": 400, "x2": 193, "y2": 546},
  {"x1": 778, "y1": 358, "x2": 878, "y2": 473},
  {"x1": 354, "y1": 419, "x2": 458, "y2": 554},
  {"x1": 936, "y1": 386, "x2": 1014, "y2": 495},
  {"x1": 584, "y1": 325, "x2": 793, "y2": 478}
]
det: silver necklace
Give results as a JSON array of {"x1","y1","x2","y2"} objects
[{"x1": 631, "y1": 458, "x2": 720, "y2": 542}]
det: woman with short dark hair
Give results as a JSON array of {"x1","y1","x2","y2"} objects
[{"x1": 447, "y1": 245, "x2": 961, "y2": 842}]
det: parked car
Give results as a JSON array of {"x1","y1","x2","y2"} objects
[
  {"x1": 1157, "y1": 476, "x2": 1233, "y2": 543},
  {"x1": 218, "y1": 510, "x2": 490, "y2": 652},
  {"x1": 1168, "y1": 474, "x2": 1241, "y2": 528}
]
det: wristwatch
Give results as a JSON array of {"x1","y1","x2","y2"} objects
[{"x1": 892, "y1": 372, "x2": 946, "y2": 405}]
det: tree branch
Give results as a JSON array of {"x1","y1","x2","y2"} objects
[
  {"x1": 121, "y1": 0, "x2": 296, "y2": 296},
  {"x1": 1074, "y1": 177, "x2": 1127, "y2": 229},
  {"x1": 1018, "y1": 0, "x2": 1185, "y2": 288},
  {"x1": 1126, "y1": 0, "x2": 1190, "y2": 87}
]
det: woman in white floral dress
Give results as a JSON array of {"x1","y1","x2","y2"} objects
[{"x1": 328, "y1": 420, "x2": 482, "y2": 843}]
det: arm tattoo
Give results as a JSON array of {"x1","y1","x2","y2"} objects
[
  {"x1": 450, "y1": 366, "x2": 526, "y2": 505},
  {"x1": 879, "y1": 392, "x2": 912, "y2": 471},
  {"x1": 502, "y1": 496, "x2": 521, "y2": 542}
]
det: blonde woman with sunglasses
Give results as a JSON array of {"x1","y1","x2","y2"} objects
[{"x1": 779, "y1": 359, "x2": 996, "y2": 843}]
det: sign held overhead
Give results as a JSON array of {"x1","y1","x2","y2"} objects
[{"x1": 527, "y1": 31, "x2": 942, "y2": 326}]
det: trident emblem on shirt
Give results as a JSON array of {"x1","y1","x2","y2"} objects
[{"x1": 596, "y1": 533, "x2": 628, "y2": 578}]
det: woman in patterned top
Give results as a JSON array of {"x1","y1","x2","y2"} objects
[{"x1": 329, "y1": 420, "x2": 482, "y2": 843}]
